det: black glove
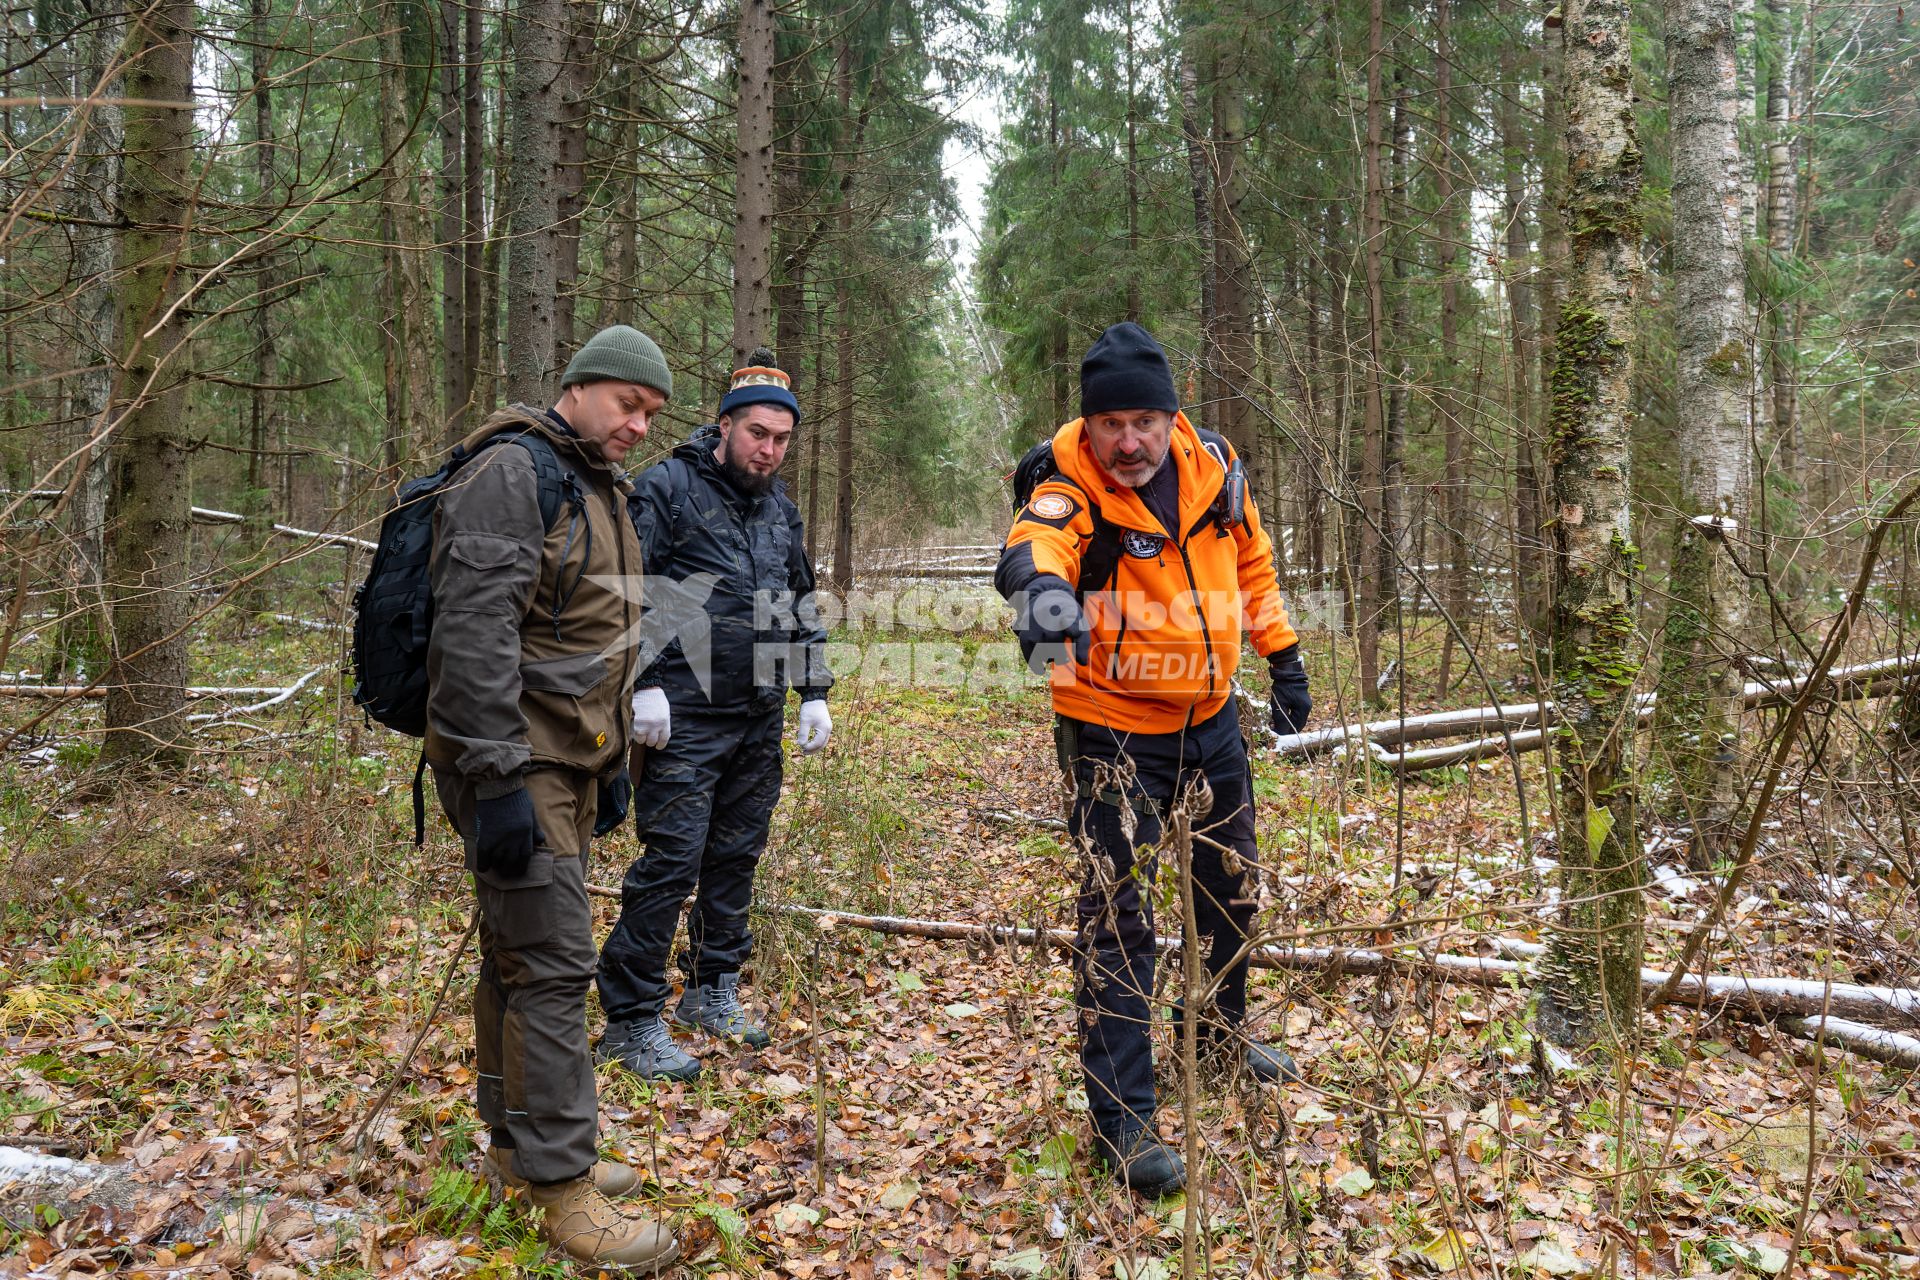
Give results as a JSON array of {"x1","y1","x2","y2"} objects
[
  {"x1": 1268, "y1": 644, "x2": 1312, "y2": 736},
  {"x1": 1015, "y1": 575, "x2": 1091, "y2": 675},
  {"x1": 593, "y1": 769, "x2": 632, "y2": 838},
  {"x1": 473, "y1": 785, "x2": 543, "y2": 878}
]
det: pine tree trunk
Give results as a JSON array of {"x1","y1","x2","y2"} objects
[
  {"x1": 1179, "y1": 45, "x2": 1217, "y2": 431},
  {"x1": 1356, "y1": 0, "x2": 1389, "y2": 706},
  {"x1": 461, "y1": 0, "x2": 485, "y2": 431},
  {"x1": 438, "y1": 0, "x2": 468, "y2": 437},
  {"x1": 54, "y1": 14, "x2": 121, "y2": 680},
  {"x1": 551, "y1": 0, "x2": 595, "y2": 370},
  {"x1": 1213, "y1": 51, "x2": 1259, "y2": 497},
  {"x1": 101, "y1": 0, "x2": 196, "y2": 769},
  {"x1": 1535, "y1": 0, "x2": 1647, "y2": 1051},
  {"x1": 504, "y1": 0, "x2": 565, "y2": 401},
  {"x1": 830, "y1": 41, "x2": 854, "y2": 593},
  {"x1": 733, "y1": 0, "x2": 775, "y2": 361},
  {"x1": 1435, "y1": 0, "x2": 1467, "y2": 696},
  {"x1": 1655, "y1": 0, "x2": 1756, "y2": 863},
  {"x1": 380, "y1": 9, "x2": 435, "y2": 466}
]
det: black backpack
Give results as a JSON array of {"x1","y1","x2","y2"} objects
[
  {"x1": 1010, "y1": 430, "x2": 1249, "y2": 596},
  {"x1": 351, "y1": 430, "x2": 578, "y2": 845}
]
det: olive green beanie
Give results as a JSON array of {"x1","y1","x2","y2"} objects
[{"x1": 561, "y1": 324, "x2": 673, "y2": 397}]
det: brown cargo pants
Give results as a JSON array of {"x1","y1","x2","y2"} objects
[{"x1": 434, "y1": 765, "x2": 600, "y2": 1184}]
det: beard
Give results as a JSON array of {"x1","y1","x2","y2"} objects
[{"x1": 719, "y1": 440, "x2": 778, "y2": 496}]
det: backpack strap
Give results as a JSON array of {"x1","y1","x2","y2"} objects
[
  {"x1": 460, "y1": 429, "x2": 590, "y2": 639},
  {"x1": 1013, "y1": 440, "x2": 1124, "y2": 600}
]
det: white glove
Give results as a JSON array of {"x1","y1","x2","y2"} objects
[
  {"x1": 797, "y1": 699, "x2": 832, "y2": 755},
  {"x1": 631, "y1": 686, "x2": 671, "y2": 749}
]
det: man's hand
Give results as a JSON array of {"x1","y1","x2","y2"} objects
[
  {"x1": 1015, "y1": 576, "x2": 1091, "y2": 674},
  {"x1": 797, "y1": 699, "x2": 832, "y2": 754},
  {"x1": 631, "y1": 686, "x2": 671, "y2": 749},
  {"x1": 594, "y1": 769, "x2": 632, "y2": 837},
  {"x1": 1268, "y1": 644, "x2": 1312, "y2": 736},
  {"x1": 473, "y1": 785, "x2": 543, "y2": 878}
]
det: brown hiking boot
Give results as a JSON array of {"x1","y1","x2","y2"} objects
[
  {"x1": 484, "y1": 1145, "x2": 642, "y2": 1198},
  {"x1": 526, "y1": 1175, "x2": 679, "y2": 1272}
]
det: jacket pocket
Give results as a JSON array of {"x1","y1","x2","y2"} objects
[
  {"x1": 448, "y1": 531, "x2": 520, "y2": 571},
  {"x1": 520, "y1": 653, "x2": 616, "y2": 766},
  {"x1": 521, "y1": 652, "x2": 608, "y2": 696}
]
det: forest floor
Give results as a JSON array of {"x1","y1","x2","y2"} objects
[{"x1": 1, "y1": 608, "x2": 1918, "y2": 1279}]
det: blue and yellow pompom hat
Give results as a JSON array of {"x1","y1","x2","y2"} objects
[{"x1": 717, "y1": 347, "x2": 802, "y2": 425}]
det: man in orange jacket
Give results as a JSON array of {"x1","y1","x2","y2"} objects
[{"x1": 995, "y1": 321, "x2": 1312, "y2": 1199}]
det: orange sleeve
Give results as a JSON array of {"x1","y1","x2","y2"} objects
[{"x1": 995, "y1": 480, "x2": 1095, "y2": 599}]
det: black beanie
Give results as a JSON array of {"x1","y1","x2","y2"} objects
[{"x1": 1080, "y1": 322, "x2": 1180, "y2": 418}]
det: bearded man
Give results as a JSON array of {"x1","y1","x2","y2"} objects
[{"x1": 595, "y1": 353, "x2": 832, "y2": 1081}]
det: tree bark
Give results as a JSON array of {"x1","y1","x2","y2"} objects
[
  {"x1": 1434, "y1": 0, "x2": 1467, "y2": 696},
  {"x1": 1356, "y1": 0, "x2": 1389, "y2": 706},
  {"x1": 504, "y1": 0, "x2": 566, "y2": 401},
  {"x1": 461, "y1": 0, "x2": 485, "y2": 430},
  {"x1": 551, "y1": 0, "x2": 595, "y2": 371},
  {"x1": 438, "y1": 0, "x2": 468, "y2": 436},
  {"x1": 1535, "y1": 0, "x2": 1647, "y2": 1050},
  {"x1": 101, "y1": 0, "x2": 196, "y2": 769},
  {"x1": 1178, "y1": 44, "x2": 1216, "y2": 432},
  {"x1": 380, "y1": 5, "x2": 435, "y2": 467},
  {"x1": 830, "y1": 38, "x2": 854, "y2": 593},
  {"x1": 54, "y1": 3, "x2": 121, "y2": 680},
  {"x1": 1763, "y1": 0, "x2": 1800, "y2": 465},
  {"x1": 1213, "y1": 42, "x2": 1259, "y2": 498},
  {"x1": 1501, "y1": 0, "x2": 1548, "y2": 641},
  {"x1": 733, "y1": 0, "x2": 776, "y2": 361},
  {"x1": 1654, "y1": 0, "x2": 1755, "y2": 863}
]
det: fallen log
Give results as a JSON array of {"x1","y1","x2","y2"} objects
[
  {"x1": 191, "y1": 506, "x2": 377, "y2": 553},
  {"x1": 0, "y1": 682, "x2": 302, "y2": 700},
  {"x1": 738, "y1": 905, "x2": 1920, "y2": 1028},
  {"x1": 1279, "y1": 653, "x2": 1920, "y2": 767},
  {"x1": 1774, "y1": 1015, "x2": 1920, "y2": 1069}
]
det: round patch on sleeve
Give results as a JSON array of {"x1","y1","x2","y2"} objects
[{"x1": 1031, "y1": 492, "x2": 1073, "y2": 520}]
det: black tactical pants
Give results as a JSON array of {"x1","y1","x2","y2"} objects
[
  {"x1": 1065, "y1": 704, "x2": 1261, "y2": 1135},
  {"x1": 596, "y1": 705, "x2": 785, "y2": 1022},
  {"x1": 434, "y1": 764, "x2": 601, "y2": 1184}
]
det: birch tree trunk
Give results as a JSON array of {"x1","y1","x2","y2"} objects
[
  {"x1": 1534, "y1": 0, "x2": 1647, "y2": 1050},
  {"x1": 505, "y1": 0, "x2": 566, "y2": 401},
  {"x1": 1653, "y1": 0, "x2": 1755, "y2": 863},
  {"x1": 733, "y1": 0, "x2": 776, "y2": 361},
  {"x1": 101, "y1": 0, "x2": 196, "y2": 769}
]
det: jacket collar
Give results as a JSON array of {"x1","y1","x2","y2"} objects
[
  {"x1": 461, "y1": 404, "x2": 628, "y2": 485},
  {"x1": 1050, "y1": 411, "x2": 1222, "y2": 538}
]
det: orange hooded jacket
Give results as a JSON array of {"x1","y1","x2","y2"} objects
[{"x1": 995, "y1": 413, "x2": 1298, "y2": 736}]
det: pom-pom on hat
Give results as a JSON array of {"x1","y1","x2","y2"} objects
[{"x1": 718, "y1": 347, "x2": 801, "y2": 425}]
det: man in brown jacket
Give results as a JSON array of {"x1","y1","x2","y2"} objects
[{"x1": 426, "y1": 324, "x2": 676, "y2": 1271}]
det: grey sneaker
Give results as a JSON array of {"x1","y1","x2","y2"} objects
[
  {"x1": 672, "y1": 973, "x2": 772, "y2": 1048},
  {"x1": 597, "y1": 1016, "x2": 702, "y2": 1082}
]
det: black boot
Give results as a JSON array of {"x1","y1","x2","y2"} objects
[
  {"x1": 1171, "y1": 998, "x2": 1300, "y2": 1084},
  {"x1": 1091, "y1": 1123, "x2": 1186, "y2": 1199}
]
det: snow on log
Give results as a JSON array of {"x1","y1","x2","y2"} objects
[
  {"x1": 1774, "y1": 1015, "x2": 1920, "y2": 1069},
  {"x1": 1276, "y1": 653, "x2": 1920, "y2": 768}
]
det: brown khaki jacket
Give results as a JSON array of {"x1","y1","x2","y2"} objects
[{"x1": 424, "y1": 406, "x2": 643, "y2": 795}]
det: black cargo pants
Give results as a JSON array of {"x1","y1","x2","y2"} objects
[
  {"x1": 596, "y1": 704, "x2": 785, "y2": 1023},
  {"x1": 1065, "y1": 704, "x2": 1262, "y2": 1135},
  {"x1": 434, "y1": 764, "x2": 601, "y2": 1184}
]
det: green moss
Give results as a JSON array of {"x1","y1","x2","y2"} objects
[{"x1": 1702, "y1": 340, "x2": 1748, "y2": 379}]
